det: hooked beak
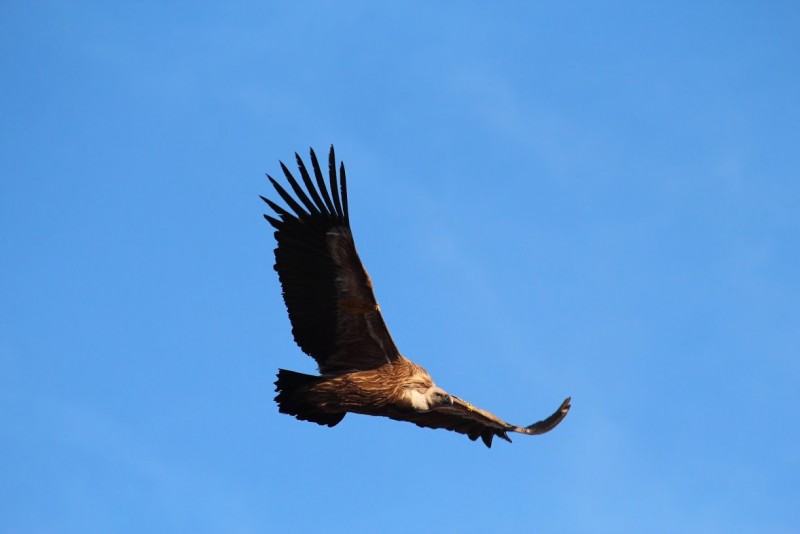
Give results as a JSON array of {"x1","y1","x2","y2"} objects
[{"x1": 444, "y1": 394, "x2": 454, "y2": 406}]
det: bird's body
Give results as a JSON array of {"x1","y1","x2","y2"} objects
[
  {"x1": 276, "y1": 359, "x2": 435, "y2": 420},
  {"x1": 262, "y1": 146, "x2": 570, "y2": 447}
]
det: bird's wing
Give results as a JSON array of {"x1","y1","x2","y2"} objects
[
  {"x1": 262, "y1": 146, "x2": 400, "y2": 373},
  {"x1": 390, "y1": 395, "x2": 571, "y2": 448}
]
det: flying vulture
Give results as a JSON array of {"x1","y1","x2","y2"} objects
[{"x1": 262, "y1": 146, "x2": 570, "y2": 447}]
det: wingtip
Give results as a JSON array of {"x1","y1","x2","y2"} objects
[{"x1": 521, "y1": 396, "x2": 572, "y2": 436}]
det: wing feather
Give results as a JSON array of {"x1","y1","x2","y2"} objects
[
  {"x1": 328, "y1": 146, "x2": 344, "y2": 219},
  {"x1": 280, "y1": 162, "x2": 321, "y2": 216},
  {"x1": 309, "y1": 148, "x2": 337, "y2": 215},
  {"x1": 295, "y1": 153, "x2": 328, "y2": 214},
  {"x1": 268, "y1": 176, "x2": 310, "y2": 219},
  {"x1": 390, "y1": 396, "x2": 571, "y2": 448},
  {"x1": 260, "y1": 195, "x2": 291, "y2": 218},
  {"x1": 339, "y1": 162, "x2": 349, "y2": 221},
  {"x1": 264, "y1": 146, "x2": 400, "y2": 373}
]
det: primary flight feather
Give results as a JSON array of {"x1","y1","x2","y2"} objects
[{"x1": 262, "y1": 146, "x2": 570, "y2": 447}]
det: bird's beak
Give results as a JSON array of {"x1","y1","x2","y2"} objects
[{"x1": 444, "y1": 394, "x2": 454, "y2": 406}]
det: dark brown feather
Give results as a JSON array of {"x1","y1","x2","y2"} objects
[
  {"x1": 265, "y1": 146, "x2": 399, "y2": 373},
  {"x1": 295, "y1": 153, "x2": 328, "y2": 214},
  {"x1": 309, "y1": 148, "x2": 337, "y2": 215},
  {"x1": 389, "y1": 396, "x2": 571, "y2": 448},
  {"x1": 328, "y1": 146, "x2": 344, "y2": 219},
  {"x1": 280, "y1": 161, "x2": 321, "y2": 216}
]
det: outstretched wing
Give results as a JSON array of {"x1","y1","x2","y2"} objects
[
  {"x1": 262, "y1": 146, "x2": 400, "y2": 373},
  {"x1": 390, "y1": 396, "x2": 571, "y2": 448}
]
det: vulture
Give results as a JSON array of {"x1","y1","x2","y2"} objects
[{"x1": 262, "y1": 146, "x2": 570, "y2": 447}]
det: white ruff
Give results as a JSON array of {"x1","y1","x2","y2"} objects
[{"x1": 407, "y1": 389, "x2": 429, "y2": 411}]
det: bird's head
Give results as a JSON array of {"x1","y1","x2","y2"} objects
[
  {"x1": 405, "y1": 383, "x2": 454, "y2": 411},
  {"x1": 425, "y1": 386, "x2": 454, "y2": 408}
]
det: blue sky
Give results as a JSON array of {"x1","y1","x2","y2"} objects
[{"x1": 2, "y1": 2, "x2": 798, "y2": 532}]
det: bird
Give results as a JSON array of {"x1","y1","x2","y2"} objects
[{"x1": 261, "y1": 146, "x2": 570, "y2": 447}]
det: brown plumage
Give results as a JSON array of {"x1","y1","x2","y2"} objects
[{"x1": 262, "y1": 146, "x2": 570, "y2": 447}]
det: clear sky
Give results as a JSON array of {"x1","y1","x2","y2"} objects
[{"x1": 2, "y1": 2, "x2": 798, "y2": 533}]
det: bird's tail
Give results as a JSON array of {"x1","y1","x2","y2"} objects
[{"x1": 274, "y1": 369, "x2": 345, "y2": 427}]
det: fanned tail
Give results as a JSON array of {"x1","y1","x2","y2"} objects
[{"x1": 274, "y1": 369, "x2": 345, "y2": 427}]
